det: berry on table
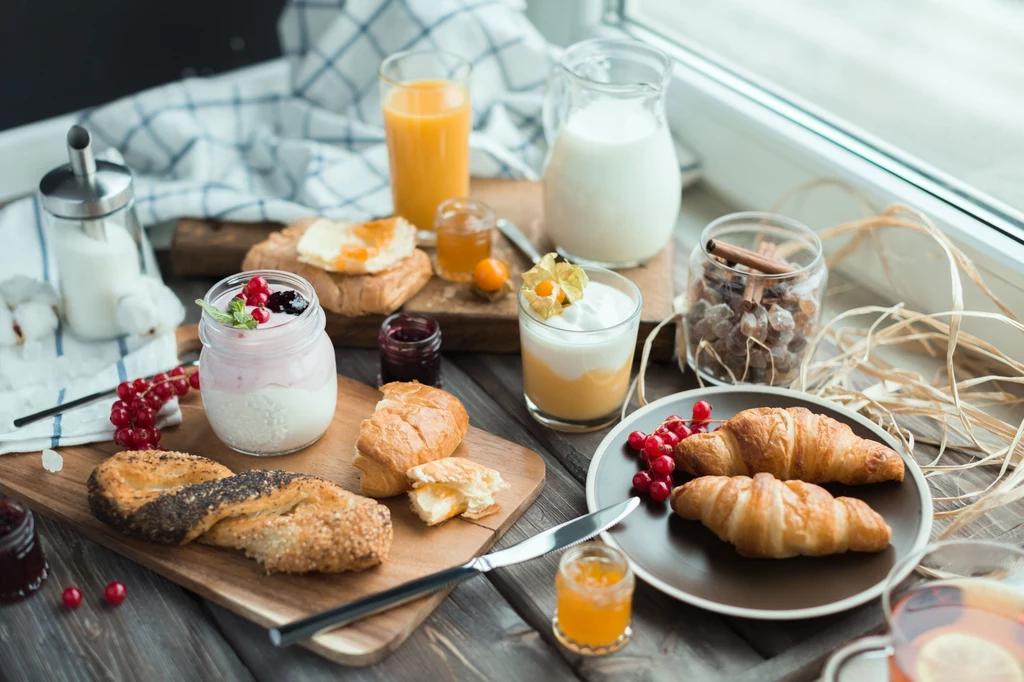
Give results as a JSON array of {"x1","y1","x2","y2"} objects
[
  {"x1": 188, "y1": 372, "x2": 200, "y2": 390},
  {"x1": 152, "y1": 372, "x2": 168, "y2": 384},
  {"x1": 643, "y1": 434, "x2": 665, "y2": 459},
  {"x1": 115, "y1": 382, "x2": 136, "y2": 401},
  {"x1": 131, "y1": 428, "x2": 150, "y2": 448},
  {"x1": 168, "y1": 366, "x2": 187, "y2": 378},
  {"x1": 104, "y1": 581, "x2": 127, "y2": 606},
  {"x1": 153, "y1": 383, "x2": 173, "y2": 400},
  {"x1": 171, "y1": 378, "x2": 189, "y2": 396},
  {"x1": 109, "y1": 408, "x2": 130, "y2": 428},
  {"x1": 648, "y1": 480, "x2": 672, "y2": 502},
  {"x1": 659, "y1": 429, "x2": 681, "y2": 447},
  {"x1": 626, "y1": 430, "x2": 647, "y2": 451},
  {"x1": 651, "y1": 455, "x2": 675, "y2": 477},
  {"x1": 672, "y1": 422, "x2": 693, "y2": 439},
  {"x1": 61, "y1": 586, "x2": 83, "y2": 609},
  {"x1": 134, "y1": 407, "x2": 156, "y2": 429},
  {"x1": 251, "y1": 307, "x2": 271, "y2": 324},
  {"x1": 131, "y1": 378, "x2": 150, "y2": 393},
  {"x1": 114, "y1": 428, "x2": 132, "y2": 448},
  {"x1": 632, "y1": 470, "x2": 653, "y2": 493},
  {"x1": 691, "y1": 400, "x2": 712, "y2": 425},
  {"x1": 144, "y1": 392, "x2": 164, "y2": 410}
]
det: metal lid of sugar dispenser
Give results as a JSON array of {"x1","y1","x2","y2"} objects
[{"x1": 38, "y1": 125, "x2": 134, "y2": 219}]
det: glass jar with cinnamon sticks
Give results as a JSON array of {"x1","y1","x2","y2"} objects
[{"x1": 684, "y1": 212, "x2": 826, "y2": 386}]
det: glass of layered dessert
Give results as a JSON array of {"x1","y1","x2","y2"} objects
[
  {"x1": 518, "y1": 254, "x2": 642, "y2": 432},
  {"x1": 197, "y1": 270, "x2": 337, "y2": 456}
]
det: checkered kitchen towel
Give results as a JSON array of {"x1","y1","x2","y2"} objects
[{"x1": 0, "y1": 0, "x2": 699, "y2": 453}]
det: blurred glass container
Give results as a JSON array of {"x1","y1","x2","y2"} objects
[
  {"x1": 434, "y1": 197, "x2": 494, "y2": 282},
  {"x1": 684, "y1": 212, "x2": 826, "y2": 386}
]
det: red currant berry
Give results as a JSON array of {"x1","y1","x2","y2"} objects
[
  {"x1": 144, "y1": 392, "x2": 164, "y2": 410},
  {"x1": 151, "y1": 372, "x2": 168, "y2": 384},
  {"x1": 651, "y1": 455, "x2": 675, "y2": 477},
  {"x1": 691, "y1": 400, "x2": 712, "y2": 425},
  {"x1": 61, "y1": 586, "x2": 83, "y2": 609},
  {"x1": 114, "y1": 427, "x2": 132, "y2": 447},
  {"x1": 251, "y1": 307, "x2": 271, "y2": 324},
  {"x1": 632, "y1": 470, "x2": 653, "y2": 493},
  {"x1": 168, "y1": 366, "x2": 187, "y2": 378},
  {"x1": 134, "y1": 407, "x2": 156, "y2": 428},
  {"x1": 171, "y1": 378, "x2": 189, "y2": 396},
  {"x1": 131, "y1": 428, "x2": 150, "y2": 448},
  {"x1": 626, "y1": 430, "x2": 647, "y2": 450},
  {"x1": 154, "y1": 383, "x2": 173, "y2": 400},
  {"x1": 188, "y1": 372, "x2": 200, "y2": 390},
  {"x1": 714, "y1": 425, "x2": 722, "y2": 432},
  {"x1": 104, "y1": 581, "x2": 128, "y2": 605},
  {"x1": 665, "y1": 414, "x2": 685, "y2": 424},
  {"x1": 111, "y1": 400, "x2": 126, "y2": 411},
  {"x1": 643, "y1": 434, "x2": 665, "y2": 458},
  {"x1": 150, "y1": 427, "x2": 161, "y2": 445},
  {"x1": 115, "y1": 382, "x2": 136, "y2": 401},
  {"x1": 247, "y1": 275, "x2": 269, "y2": 294},
  {"x1": 132, "y1": 378, "x2": 150, "y2": 393},
  {"x1": 692, "y1": 425, "x2": 708, "y2": 435},
  {"x1": 130, "y1": 398, "x2": 146, "y2": 415},
  {"x1": 672, "y1": 422, "x2": 693, "y2": 439},
  {"x1": 648, "y1": 480, "x2": 671, "y2": 502},
  {"x1": 249, "y1": 292, "x2": 270, "y2": 308},
  {"x1": 660, "y1": 430, "x2": 680, "y2": 447},
  {"x1": 110, "y1": 408, "x2": 131, "y2": 428}
]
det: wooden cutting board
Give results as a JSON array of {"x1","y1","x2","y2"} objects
[
  {"x1": 0, "y1": 333, "x2": 546, "y2": 666},
  {"x1": 171, "y1": 178, "x2": 675, "y2": 360}
]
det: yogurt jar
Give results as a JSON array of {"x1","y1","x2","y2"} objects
[
  {"x1": 518, "y1": 267, "x2": 642, "y2": 432},
  {"x1": 198, "y1": 270, "x2": 337, "y2": 456}
]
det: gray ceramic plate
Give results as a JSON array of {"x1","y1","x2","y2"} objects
[{"x1": 585, "y1": 386, "x2": 933, "y2": 620}]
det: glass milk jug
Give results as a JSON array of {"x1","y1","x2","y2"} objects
[
  {"x1": 39, "y1": 126, "x2": 146, "y2": 340},
  {"x1": 542, "y1": 39, "x2": 681, "y2": 269}
]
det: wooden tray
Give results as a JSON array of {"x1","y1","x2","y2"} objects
[
  {"x1": 0, "y1": 339, "x2": 546, "y2": 666},
  {"x1": 171, "y1": 178, "x2": 675, "y2": 360}
]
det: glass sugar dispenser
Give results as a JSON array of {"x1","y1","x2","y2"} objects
[
  {"x1": 684, "y1": 212, "x2": 826, "y2": 386},
  {"x1": 39, "y1": 125, "x2": 148, "y2": 341}
]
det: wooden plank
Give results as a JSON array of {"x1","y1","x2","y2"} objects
[
  {"x1": 0, "y1": 514, "x2": 254, "y2": 682},
  {"x1": 171, "y1": 218, "x2": 278, "y2": 277},
  {"x1": 0, "y1": 371, "x2": 545, "y2": 667}
]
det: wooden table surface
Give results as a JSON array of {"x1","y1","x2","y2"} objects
[{"x1": 3, "y1": 189, "x2": 1019, "y2": 682}]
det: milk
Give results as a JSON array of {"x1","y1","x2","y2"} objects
[
  {"x1": 543, "y1": 99, "x2": 681, "y2": 266},
  {"x1": 53, "y1": 222, "x2": 140, "y2": 340}
]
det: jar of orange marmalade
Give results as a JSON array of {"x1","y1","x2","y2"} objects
[
  {"x1": 434, "y1": 197, "x2": 494, "y2": 282},
  {"x1": 553, "y1": 542, "x2": 634, "y2": 655}
]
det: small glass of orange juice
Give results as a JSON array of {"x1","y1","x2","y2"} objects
[
  {"x1": 379, "y1": 51, "x2": 472, "y2": 244},
  {"x1": 434, "y1": 198, "x2": 494, "y2": 282},
  {"x1": 553, "y1": 542, "x2": 635, "y2": 656}
]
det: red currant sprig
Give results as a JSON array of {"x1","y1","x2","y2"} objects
[
  {"x1": 236, "y1": 276, "x2": 272, "y2": 325},
  {"x1": 110, "y1": 365, "x2": 197, "y2": 450},
  {"x1": 624, "y1": 400, "x2": 717, "y2": 502}
]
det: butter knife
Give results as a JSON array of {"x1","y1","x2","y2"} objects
[
  {"x1": 496, "y1": 218, "x2": 543, "y2": 264},
  {"x1": 269, "y1": 496, "x2": 640, "y2": 647}
]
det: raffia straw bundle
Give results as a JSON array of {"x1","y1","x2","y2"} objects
[{"x1": 630, "y1": 187, "x2": 1024, "y2": 538}]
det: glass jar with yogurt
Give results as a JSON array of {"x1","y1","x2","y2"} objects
[
  {"x1": 518, "y1": 267, "x2": 642, "y2": 432},
  {"x1": 198, "y1": 270, "x2": 337, "y2": 456}
]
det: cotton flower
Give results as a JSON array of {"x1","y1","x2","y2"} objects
[
  {"x1": 115, "y1": 277, "x2": 185, "y2": 336},
  {"x1": 0, "y1": 306, "x2": 17, "y2": 346},
  {"x1": 0, "y1": 275, "x2": 46, "y2": 307},
  {"x1": 13, "y1": 301, "x2": 59, "y2": 341}
]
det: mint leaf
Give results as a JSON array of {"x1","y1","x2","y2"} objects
[
  {"x1": 195, "y1": 299, "x2": 233, "y2": 324},
  {"x1": 228, "y1": 297, "x2": 245, "y2": 316},
  {"x1": 233, "y1": 309, "x2": 257, "y2": 330}
]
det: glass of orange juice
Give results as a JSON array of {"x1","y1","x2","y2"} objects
[
  {"x1": 823, "y1": 540, "x2": 1024, "y2": 682},
  {"x1": 434, "y1": 197, "x2": 494, "y2": 282},
  {"x1": 379, "y1": 51, "x2": 472, "y2": 243},
  {"x1": 553, "y1": 542, "x2": 635, "y2": 656}
]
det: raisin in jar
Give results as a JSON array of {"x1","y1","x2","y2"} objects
[
  {"x1": 683, "y1": 212, "x2": 826, "y2": 386},
  {"x1": 0, "y1": 497, "x2": 48, "y2": 603}
]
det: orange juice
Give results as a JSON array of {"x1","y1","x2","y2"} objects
[
  {"x1": 554, "y1": 543, "x2": 634, "y2": 654},
  {"x1": 382, "y1": 80, "x2": 471, "y2": 234}
]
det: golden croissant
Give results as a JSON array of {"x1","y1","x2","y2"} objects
[
  {"x1": 671, "y1": 473, "x2": 892, "y2": 558},
  {"x1": 673, "y1": 407, "x2": 904, "y2": 485}
]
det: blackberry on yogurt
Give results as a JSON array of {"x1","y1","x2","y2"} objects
[{"x1": 267, "y1": 290, "x2": 309, "y2": 315}]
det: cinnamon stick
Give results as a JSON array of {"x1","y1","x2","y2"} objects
[
  {"x1": 745, "y1": 242, "x2": 776, "y2": 309},
  {"x1": 706, "y1": 239, "x2": 795, "y2": 275}
]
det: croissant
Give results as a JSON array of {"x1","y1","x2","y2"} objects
[
  {"x1": 88, "y1": 450, "x2": 393, "y2": 574},
  {"x1": 671, "y1": 473, "x2": 892, "y2": 558},
  {"x1": 673, "y1": 407, "x2": 904, "y2": 485}
]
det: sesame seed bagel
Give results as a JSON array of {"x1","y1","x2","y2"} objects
[{"x1": 88, "y1": 450, "x2": 392, "y2": 574}]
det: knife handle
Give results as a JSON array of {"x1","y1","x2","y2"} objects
[{"x1": 269, "y1": 561, "x2": 482, "y2": 647}]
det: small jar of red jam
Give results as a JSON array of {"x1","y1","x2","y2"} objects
[
  {"x1": 378, "y1": 313, "x2": 442, "y2": 387},
  {"x1": 0, "y1": 497, "x2": 48, "y2": 603}
]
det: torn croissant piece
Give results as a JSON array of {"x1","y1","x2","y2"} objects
[
  {"x1": 673, "y1": 407, "x2": 905, "y2": 485},
  {"x1": 407, "y1": 458, "x2": 509, "y2": 526},
  {"x1": 671, "y1": 473, "x2": 892, "y2": 559}
]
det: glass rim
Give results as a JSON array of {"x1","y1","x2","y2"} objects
[
  {"x1": 558, "y1": 541, "x2": 634, "y2": 594},
  {"x1": 378, "y1": 50, "x2": 473, "y2": 89},
  {"x1": 559, "y1": 38, "x2": 672, "y2": 95},
  {"x1": 379, "y1": 312, "x2": 441, "y2": 350},
  {"x1": 517, "y1": 266, "x2": 643, "y2": 336},
  {"x1": 880, "y1": 538, "x2": 1024, "y2": 641},
  {"x1": 699, "y1": 211, "x2": 824, "y2": 280},
  {"x1": 0, "y1": 497, "x2": 33, "y2": 551},
  {"x1": 434, "y1": 197, "x2": 495, "y2": 233}
]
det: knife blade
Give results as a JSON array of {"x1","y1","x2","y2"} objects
[
  {"x1": 269, "y1": 496, "x2": 640, "y2": 647},
  {"x1": 496, "y1": 218, "x2": 544, "y2": 264}
]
